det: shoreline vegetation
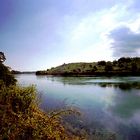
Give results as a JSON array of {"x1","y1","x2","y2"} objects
[{"x1": 35, "y1": 57, "x2": 140, "y2": 76}]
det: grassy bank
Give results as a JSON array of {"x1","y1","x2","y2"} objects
[{"x1": 36, "y1": 57, "x2": 140, "y2": 76}]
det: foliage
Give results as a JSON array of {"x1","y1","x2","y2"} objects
[
  {"x1": 97, "y1": 61, "x2": 106, "y2": 66},
  {"x1": 118, "y1": 57, "x2": 132, "y2": 63},
  {"x1": 0, "y1": 52, "x2": 6, "y2": 63},
  {"x1": 105, "y1": 62, "x2": 113, "y2": 72},
  {"x1": 131, "y1": 63, "x2": 138, "y2": 72},
  {"x1": 0, "y1": 63, "x2": 17, "y2": 86},
  {"x1": 0, "y1": 52, "x2": 16, "y2": 86}
]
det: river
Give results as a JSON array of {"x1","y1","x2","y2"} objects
[{"x1": 15, "y1": 74, "x2": 140, "y2": 140}]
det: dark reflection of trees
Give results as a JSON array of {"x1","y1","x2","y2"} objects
[
  {"x1": 36, "y1": 75, "x2": 140, "y2": 90},
  {"x1": 59, "y1": 80, "x2": 140, "y2": 90},
  {"x1": 98, "y1": 82, "x2": 140, "y2": 90},
  {"x1": 44, "y1": 76, "x2": 140, "y2": 90}
]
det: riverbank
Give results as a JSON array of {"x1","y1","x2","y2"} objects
[
  {"x1": 36, "y1": 71, "x2": 140, "y2": 76},
  {"x1": 36, "y1": 57, "x2": 140, "y2": 76}
]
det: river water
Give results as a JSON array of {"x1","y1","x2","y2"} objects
[{"x1": 15, "y1": 74, "x2": 140, "y2": 140}]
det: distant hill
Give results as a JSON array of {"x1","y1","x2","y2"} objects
[{"x1": 36, "y1": 57, "x2": 140, "y2": 76}]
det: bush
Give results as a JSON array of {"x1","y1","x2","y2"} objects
[
  {"x1": 131, "y1": 63, "x2": 138, "y2": 72},
  {"x1": 97, "y1": 61, "x2": 106, "y2": 66},
  {"x1": 105, "y1": 62, "x2": 113, "y2": 72},
  {"x1": 0, "y1": 63, "x2": 16, "y2": 86}
]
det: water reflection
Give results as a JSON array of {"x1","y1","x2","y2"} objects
[
  {"x1": 16, "y1": 74, "x2": 140, "y2": 139},
  {"x1": 36, "y1": 75, "x2": 140, "y2": 139},
  {"x1": 98, "y1": 82, "x2": 140, "y2": 90},
  {"x1": 39, "y1": 76, "x2": 140, "y2": 90},
  {"x1": 111, "y1": 92, "x2": 140, "y2": 118}
]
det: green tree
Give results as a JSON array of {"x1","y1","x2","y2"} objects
[
  {"x1": 131, "y1": 63, "x2": 138, "y2": 72},
  {"x1": 113, "y1": 60, "x2": 117, "y2": 66},
  {"x1": 105, "y1": 62, "x2": 113, "y2": 72},
  {"x1": 97, "y1": 61, "x2": 106, "y2": 66},
  {"x1": 118, "y1": 57, "x2": 131, "y2": 63},
  {"x1": 0, "y1": 52, "x2": 16, "y2": 86},
  {"x1": 92, "y1": 66, "x2": 97, "y2": 72},
  {"x1": 0, "y1": 52, "x2": 6, "y2": 63}
]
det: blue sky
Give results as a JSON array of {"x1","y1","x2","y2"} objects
[{"x1": 0, "y1": 0, "x2": 140, "y2": 71}]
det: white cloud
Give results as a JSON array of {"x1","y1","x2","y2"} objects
[
  {"x1": 108, "y1": 26, "x2": 140, "y2": 57},
  {"x1": 59, "y1": 4, "x2": 128, "y2": 62},
  {"x1": 128, "y1": 16, "x2": 140, "y2": 33}
]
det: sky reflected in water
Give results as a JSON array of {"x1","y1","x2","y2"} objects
[{"x1": 16, "y1": 74, "x2": 140, "y2": 139}]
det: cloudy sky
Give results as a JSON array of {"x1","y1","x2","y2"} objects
[{"x1": 0, "y1": 0, "x2": 140, "y2": 71}]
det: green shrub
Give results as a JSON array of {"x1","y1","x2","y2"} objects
[{"x1": 0, "y1": 63, "x2": 16, "y2": 86}]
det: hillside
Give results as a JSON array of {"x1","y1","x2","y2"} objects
[{"x1": 36, "y1": 57, "x2": 140, "y2": 76}]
